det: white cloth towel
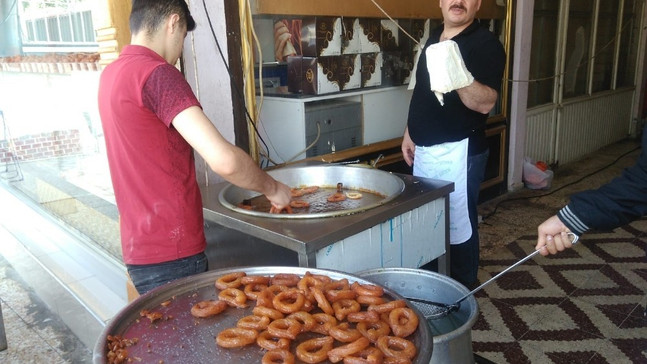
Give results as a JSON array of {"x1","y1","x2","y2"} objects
[
  {"x1": 413, "y1": 138, "x2": 472, "y2": 244},
  {"x1": 424, "y1": 40, "x2": 474, "y2": 105}
]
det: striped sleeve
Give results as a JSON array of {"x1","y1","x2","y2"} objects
[{"x1": 557, "y1": 205, "x2": 589, "y2": 236}]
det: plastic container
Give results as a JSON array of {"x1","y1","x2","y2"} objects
[{"x1": 523, "y1": 157, "x2": 554, "y2": 189}]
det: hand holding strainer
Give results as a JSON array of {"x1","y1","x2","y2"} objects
[{"x1": 407, "y1": 232, "x2": 580, "y2": 320}]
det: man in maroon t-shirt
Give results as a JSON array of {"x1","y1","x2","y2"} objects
[{"x1": 98, "y1": 0, "x2": 291, "y2": 294}]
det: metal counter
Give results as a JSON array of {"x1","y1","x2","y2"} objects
[{"x1": 201, "y1": 173, "x2": 453, "y2": 273}]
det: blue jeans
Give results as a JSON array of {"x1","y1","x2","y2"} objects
[
  {"x1": 450, "y1": 149, "x2": 489, "y2": 288},
  {"x1": 127, "y1": 252, "x2": 208, "y2": 295}
]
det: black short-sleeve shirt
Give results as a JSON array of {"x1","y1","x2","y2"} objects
[{"x1": 407, "y1": 21, "x2": 506, "y2": 154}]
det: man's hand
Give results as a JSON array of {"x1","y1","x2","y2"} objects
[
  {"x1": 536, "y1": 215, "x2": 576, "y2": 256},
  {"x1": 265, "y1": 180, "x2": 292, "y2": 211},
  {"x1": 401, "y1": 127, "x2": 416, "y2": 167},
  {"x1": 425, "y1": 40, "x2": 474, "y2": 105}
]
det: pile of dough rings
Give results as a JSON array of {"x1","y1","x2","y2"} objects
[{"x1": 191, "y1": 271, "x2": 420, "y2": 364}]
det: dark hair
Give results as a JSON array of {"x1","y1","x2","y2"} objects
[{"x1": 130, "y1": 0, "x2": 196, "y2": 35}]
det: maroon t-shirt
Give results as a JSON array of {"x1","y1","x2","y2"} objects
[{"x1": 98, "y1": 45, "x2": 206, "y2": 265}]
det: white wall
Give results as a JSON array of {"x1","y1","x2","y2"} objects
[
  {"x1": 507, "y1": 0, "x2": 534, "y2": 191},
  {"x1": 183, "y1": 1, "x2": 235, "y2": 187}
]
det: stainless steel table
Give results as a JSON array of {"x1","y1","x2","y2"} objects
[{"x1": 202, "y1": 173, "x2": 453, "y2": 274}]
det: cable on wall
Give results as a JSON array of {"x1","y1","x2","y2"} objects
[{"x1": 200, "y1": 0, "x2": 277, "y2": 168}]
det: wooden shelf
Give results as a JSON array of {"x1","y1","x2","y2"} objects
[
  {"x1": 252, "y1": 0, "x2": 506, "y2": 19},
  {"x1": 290, "y1": 137, "x2": 403, "y2": 166}
]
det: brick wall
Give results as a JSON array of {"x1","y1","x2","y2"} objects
[{"x1": 0, "y1": 130, "x2": 81, "y2": 163}]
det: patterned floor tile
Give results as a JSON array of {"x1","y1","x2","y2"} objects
[{"x1": 473, "y1": 228, "x2": 647, "y2": 363}]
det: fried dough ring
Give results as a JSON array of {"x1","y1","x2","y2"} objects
[
  {"x1": 302, "y1": 185, "x2": 320, "y2": 194},
  {"x1": 268, "y1": 283, "x2": 290, "y2": 293},
  {"x1": 273, "y1": 289, "x2": 306, "y2": 314},
  {"x1": 368, "y1": 299, "x2": 407, "y2": 314},
  {"x1": 190, "y1": 300, "x2": 228, "y2": 318},
  {"x1": 310, "y1": 313, "x2": 338, "y2": 335},
  {"x1": 356, "y1": 295, "x2": 386, "y2": 306},
  {"x1": 218, "y1": 287, "x2": 248, "y2": 308},
  {"x1": 357, "y1": 320, "x2": 391, "y2": 343},
  {"x1": 383, "y1": 357, "x2": 413, "y2": 364},
  {"x1": 262, "y1": 348, "x2": 295, "y2": 364},
  {"x1": 351, "y1": 281, "x2": 384, "y2": 297},
  {"x1": 255, "y1": 288, "x2": 276, "y2": 308},
  {"x1": 311, "y1": 287, "x2": 335, "y2": 315},
  {"x1": 267, "y1": 318, "x2": 302, "y2": 340},
  {"x1": 342, "y1": 346, "x2": 384, "y2": 364},
  {"x1": 345, "y1": 192, "x2": 363, "y2": 200},
  {"x1": 332, "y1": 299, "x2": 361, "y2": 321},
  {"x1": 296, "y1": 336, "x2": 334, "y2": 364},
  {"x1": 298, "y1": 276, "x2": 324, "y2": 296},
  {"x1": 216, "y1": 327, "x2": 258, "y2": 348},
  {"x1": 326, "y1": 289, "x2": 357, "y2": 303},
  {"x1": 290, "y1": 200, "x2": 310, "y2": 208},
  {"x1": 241, "y1": 275, "x2": 271, "y2": 285},
  {"x1": 215, "y1": 271, "x2": 246, "y2": 290},
  {"x1": 324, "y1": 279, "x2": 353, "y2": 303},
  {"x1": 272, "y1": 274, "x2": 300, "y2": 287},
  {"x1": 306, "y1": 272, "x2": 332, "y2": 284},
  {"x1": 346, "y1": 310, "x2": 380, "y2": 323},
  {"x1": 376, "y1": 336, "x2": 417, "y2": 360},
  {"x1": 257, "y1": 330, "x2": 291, "y2": 351},
  {"x1": 290, "y1": 188, "x2": 306, "y2": 197},
  {"x1": 327, "y1": 336, "x2": 371, "y2": 363},
  {"x1": 286, "y1": 311, "x2": 316, "y2": 333},
  {"x1": 244, "y1": 283, "x2": 269, "y2": 301},
  {"x1": 327, "y1": 192, "x2": 347, "y2": 202},
  {"x1": 301, "y1": 298, "x2": 315, "y2": 313},
  {"x1": 237, "y1": 314, "x2": 270, "y2": 331},
  {"x1": 270, "y1": 205, "x2": 293, "y2": 214},
  {"x1": 325, "y1": 279, "x2": 350, "y2": 292},
  {"x1": 388, "y1": 307, "x2": 419, "y2": 338},
  {"x1": 329, "y1": 322, "x2": 363, "y2": 343},
  {"x1": 253, "y1": 306, "x2": 285, "y2": 320}
]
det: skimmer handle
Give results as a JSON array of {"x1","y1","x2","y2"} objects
[{"x1": 454, "y1": 232, "x2": 579, "y2": 305}]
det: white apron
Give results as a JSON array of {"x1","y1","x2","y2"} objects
[{"x1": 413, "y1": 138, "x2": 471, "y2": 244}]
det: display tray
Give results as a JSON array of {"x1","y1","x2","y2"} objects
[{"x1": 93, "y1": 266, "x2": 433, "y2": 364}]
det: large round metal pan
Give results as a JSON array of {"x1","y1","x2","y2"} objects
[
  {"x1": 93, "y1": 266, "x2": 432, "y2": 364},
  {"x1": 218, "y1": 165, "x2": 406, "y2": 219}
]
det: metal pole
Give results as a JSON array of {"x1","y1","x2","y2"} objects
[{"x1": 0, "y1": 301, "x2": 8, "y2": 351}]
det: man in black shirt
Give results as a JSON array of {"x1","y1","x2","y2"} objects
[{"x1": 402, "y1": 0, "x2": 506, "y2": 287}]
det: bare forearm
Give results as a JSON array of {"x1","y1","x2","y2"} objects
[
  {"x1": 173, "y1": 106, "x2": 290, "y2": 207},
  {"x1": 214, "y1": 145, "x2": 279, "y2": 195},
  {"x1": 456, "y1": 80, "x2": 498, "y2": 114}
]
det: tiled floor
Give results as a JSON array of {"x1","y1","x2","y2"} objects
[
  {"x1": 473, "y1": 136, "x2": 647, "y2": 363},
  {"x1": 1, "y1": 135, "x2": 646, "y2": 363}
]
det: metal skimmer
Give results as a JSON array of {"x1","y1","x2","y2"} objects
[{"x1": 408, "y1": 233, "x2": 580, "y2": 320}]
